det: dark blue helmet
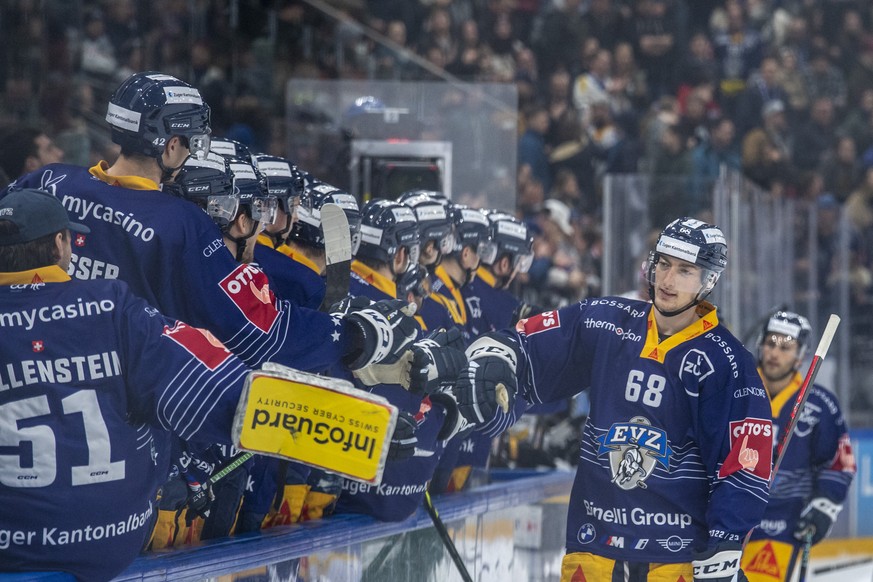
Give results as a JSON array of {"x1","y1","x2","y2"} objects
[
  {"x1": 164, "y1": 153, "x2": 238, "y2": 229},
  {"x1": 396, "y1": 264, "x2": 430, "y2": 300},
  {"x1": 646, "y1": 217, "x2": 728, "y2": 303},
  {"x1": 480, "y1": 211, "x2": 534, "y2": 273},
  {"x1": 251, "y1": 154, "x2": 304, "y2": 214},
  {"x1": 210, "y1": 137, "x2": 251, "y2": 161},
  {"x1": 107, "y1": 72, "x2": 211, "y2": 159},
  {"x1": 448, "y1": 204, "x2": 490, "y2": 254},
  {"x1": 290, "y1": 181, "x2": 362, "y2": 253},
  {"x1": 758, "y1": 310, "x2": 813, "y2": 360},
  {"x1": 226, "y1": 158, "x2": 276, "y2": 226},
  {"x1": 397, "y1": 190, "x2": 452, "y2": 265},
  {"x1": 358, "y1": 198, "x2": 420, "y2": 268}
]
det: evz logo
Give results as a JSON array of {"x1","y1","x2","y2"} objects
[
  {"x1": 466, "y1": 296, "x2": 482, "y2": 320},
  {"x1": 39, "y1": 169, "x2": 67, "y2": 195},
  {"x1": 596, "y1": 417, "x2": 672, "y2": 490}
]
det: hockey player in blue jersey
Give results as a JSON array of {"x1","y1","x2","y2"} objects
[
  {"x1": 743, "y1": 311, "x2": 855, "y2": 582},
  {"x1": 397, "y1": 190, "x2": 459, "y2": 332},
  {"x1": 3, "y1": 71, "x2": 418, "y2": 380},
  {"x1": 464, "y1": 211, "x2": 534, "y2": 336},
  {"x1": 454, "y1": 217, "x2": 772, "y2": 581},
  {"x1": 0, "y1": 188, "x2": 256, "y2": 581}
]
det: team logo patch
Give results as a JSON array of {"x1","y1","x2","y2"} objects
[
  {"x1": 831, "y1": 434, "x2": 856, "y2": 473},
  {"x1": 597, "y1": 417, "x2": 673, "y2": 490},
  {"x1": 679, "y1": 349, "x2": 714, "y2": 389},
  {"x1": 219, "y1": 264, "x2": 279, "y2": 333},
  {"x1": 719, "y1": 418, "x2": 773, "y2": 480},
  {"x1": 163, "y1": 321, "x2": 232, "y2": 371},
  {"x1": 516, "y1": 310, "x2": 560, "y2": 336}
]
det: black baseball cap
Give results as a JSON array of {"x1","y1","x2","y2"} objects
[{"x1": 0, "y1": 188, "x2": 90, "y2": 245}]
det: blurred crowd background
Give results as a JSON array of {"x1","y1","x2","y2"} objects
[{"x1": 2, "y1": 0, "x2": 873, "y2": 422}]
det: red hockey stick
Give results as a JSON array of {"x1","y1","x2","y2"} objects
[{"x1": 770, "y1": 314, "x2": 841, "y2": 485}]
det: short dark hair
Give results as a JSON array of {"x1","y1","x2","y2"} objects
[
  {"x1": 0, "y1": 220, "x2": 65, "y2": 271},
  {"x1": 0, "y1": 125, "x2": 42, "y2": 183}
]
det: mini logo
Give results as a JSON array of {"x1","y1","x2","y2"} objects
[
  {"x1": 597, "y1": 417, "x2": 673, "y2": 490},
  {"x1": 657, "y1": 536, "x2": 692, "y2": 552},
  {"x1": 32, "y1": 340, "x2": 44, "y2": 352},
  {"x1": 75, "y1": 233, "x2": 86, "y2": 247},
  {"x1": 577, "y1": 523, "x2": 596, "y2": 544}
]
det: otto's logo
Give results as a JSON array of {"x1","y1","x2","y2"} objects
[
  {"x1": 597, "y1": 417, "x2": 672, "y2": 490},
  {"x1": 516, "y1": 310, "x2": 560, "y2": 336},
  {"x1": 163, "y1": 321, "x2": 232, "y2": 371},
  {"x1": 219, "y1": 264, "x2": 279, "y2": 333},
  {"x1": 719, "y1": 418, "x2": 773, "y2": 480}
]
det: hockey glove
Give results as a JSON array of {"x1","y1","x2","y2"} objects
[
  {"x1": 511, "y1": 301, "x2": 544, "y2": 323},
  {"x1": 329, "y1": 295, "x2": 371, "y2": 315},
  {"x1": 341, "y1": 298, "x2": 419, "y2": 370},
  {"x1": 455, "y1": 333, "x2": 519, "y2": 430},
  {"x1": 387, "y1": 411, "x2": 418, "y2": 461},
  {"x1": 184, "y1": 480, "x2": 214, "y2": 525},
  {"x1": 691, "y1": 542, "x2": 747, "y2": 582},
  {"x1": 429, "y1": 389, "x2": 473, "y2": 442},
  {"x1": 405, "y1": 327, "x2": 468, "y2": 395},
  {"x1": 794, "y1": 497, "x2": 841, "y2": 545}
]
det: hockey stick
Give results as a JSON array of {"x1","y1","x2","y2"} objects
[
  {"x1": 423, "y1": 490, "x2": 473, "y2": 582},
  {"x1": 318, "y1": 202, "x2": 352, "y2": 311},
  {"x1": 797, "y1": 530, "x2": 813, "y2": 582},
  {"x1": 771, "y1": 314, "x2": 840, "y2": 482},
  {"x1": 208, "y1": 450, "x2": 254, "y2": 486}
]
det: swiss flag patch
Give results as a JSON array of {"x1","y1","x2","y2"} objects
[
  {"x1": 516, "y1": 310, "x2": 560, "y2": 336},
  {"x1": 719, "y1": 418, "x2": 773, "y2": 480},
  {"x1": 219, "y1": 264, "x2": 279, "y2": 333},
  {"x1": 32, "y1": 340, "x2": 45, "y2": 352},
  {"x1": 163, "y1": 322, "x2": 232, "y2": 371},
  {"x1": 75, "y1": 234, "x2": 86, "y2": 247}
]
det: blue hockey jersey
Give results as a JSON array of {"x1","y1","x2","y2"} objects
[
  {"x1": 6, "y1": 163, "x2": 348, "y2": 372},
  {"x1": 749, "y1": 373, "x2": 855, "y2": 545},
  {"x1": 489, "y1": 297, "x2": 773, "y2": 563},
  {"x1": 253, "y1": 235, "x2": 325, "y2": 310},
  {"x1": 0, "y1": 267, "x2": 250, "y2": 581},
  {"x1": 462, "y1": 266, "x2": 520, "y2": 337}
]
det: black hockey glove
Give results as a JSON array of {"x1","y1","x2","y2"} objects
[
  {"x1": 387, "y1": 411, "x2": 418, "y2": 461},
  {"x1": 329, "y1": 295, "x2": 371, "y2": 315},
  {"x1": 691, "y1": 542, "x2": 747, "y2": 582},
  {"x1": 454, "y1": 333, "x2": 519, "y2": 429},
  {"x1": 184, "y1": 480, "x2": 214, "y2": 525},
  {"x1": 339, "y1": 298, "x2": 419, "y2": 370},
  {"x1": 794, "y1": 497, "x2": 841, "y2": 545},
  {"x1": 406, "y1": 327, "x2": 468, "y2": 395}
]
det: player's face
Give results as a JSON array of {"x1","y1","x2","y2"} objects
[
  {"x1": 420, "y1": 240, "x2": 439, "y2": 266},
  {"x1": 759, "y1": 333, "x2": 800, "y2": 382},
  {"x1": 652, "y1": 255, "x2": 702, "y2": 312}
]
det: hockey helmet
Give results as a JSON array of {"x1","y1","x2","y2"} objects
[
  {"x1": 290, "y1": 181, "x2": 362, "y2": 254},
  {"x1": 226, "y1": 158, "x2": 276, "y2": 226},
  {"x1": 210, "y1": 137, "x2": 251, "y2": 161},
  {"x1": 358, "y1": 198, "x2": 420, "y2": 269},
  {"x1": 107, "y1": 72, "x2": 211, "y2": 159},
  {"x1": 448, "y1": 204, "x2": 491, "y2": 255},
  {"x1": 397, "y1": 190, "x2": 453, "y2": 263},
  {"x1": 164, "y1": 152, "x2": 238, "y2": 229},
  {"x1": 646, "y1": 217, "x2": 727, "y2": 302},
  {"x1": 480, "y1": 211, "x2": 534, "y2": 274},
  {"x1": 757, "y1": 310, "x2": 812, "y2": 361}
]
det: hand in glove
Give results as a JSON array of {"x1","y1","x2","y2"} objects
[
  {"x1": 691, "y1": 542, "x2": 747, "y2": 582},
  {"x1": 340, "y1": 298, "x2": 419, "y2": 370},
  {"x1": 454, "y1": 333, "x2": 519, "y2": 430},
  {"x1": 387, "y1": 411, "x2": 419, "y2": 461},
  {"x1": 185, "y1": 480, "x2": 214, "y2": 525},
  {"x1": 794, "y1": 497, "x2": 841, "y2": 545},
  {"x1": 406, "y1": 327, "x2": 467, "y2": 395}
]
